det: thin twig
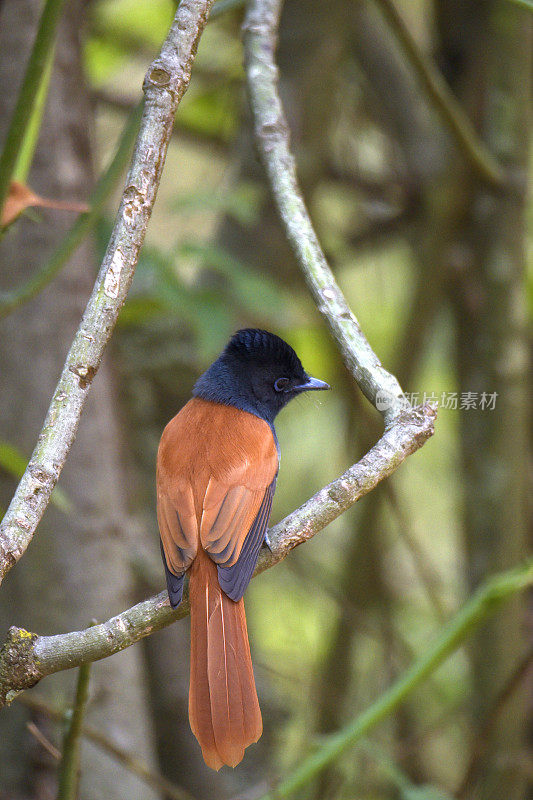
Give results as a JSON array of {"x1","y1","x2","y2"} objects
[
  {"x1": 0, "y1": 0, "x2": 216, "y2": 586},
  {"x1": 456, "y1": 645, "x2": 533, "y2": 798},
  {"x1": 0, "y1": 102, "x2": 143, "y2": 320},
  {"x1": 386, "y1": 482, "x2": 447, "y2": 622},
  {"x1": 371, "y1": 0, "x2": 507, "y2": 191},
  {"x1": 26, "y1": 720, "x2": 61, "y2": 761},
  {"x1": 0, "y1": 403, "x2": 435, "y2": 706},
  {"x1": 243, "y1": 0, "x2": 407, "y2": 425},
  {"x1": 0, "y1": 0, "x2": 67, "y2": 216},
  {"x1": 57, "y1": 662, "x2": 91, "y2": 800},
  {"x1": 19, "y1": 694, "x2": 196, "y2": 800}
]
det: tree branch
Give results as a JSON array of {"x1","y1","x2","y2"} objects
[
  {"x1": 0, "y1": 0, "x2": 216, "y2": 585},
  {"x1": 0, "y1": 403, "x2": 435, "y2": 707},
  {"x1": 371, "y1": 0, "x2": 508, "y2": 192},
  {"x1": 243, "y1": 0, "x2": 407, "y2": 426}
]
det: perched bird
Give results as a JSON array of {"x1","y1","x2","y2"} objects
[{"x1": 156, "y1": 329, "x2": 329, "y2": 769}]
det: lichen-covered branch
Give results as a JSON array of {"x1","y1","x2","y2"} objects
[
  {"x1": 0, "y1": 0, "x2": 216, "y2": 586},
  {"x1": 0, "y1": 403, "x2": 435, "y2": 707},
  {"x1": 243, "y1": 0, "x2": 406, "y2": 425}
]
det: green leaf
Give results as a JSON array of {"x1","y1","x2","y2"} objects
[{"x1": 0, "y1": 439, "x2": 72, "y2": 514}]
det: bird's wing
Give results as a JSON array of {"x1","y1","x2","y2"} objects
[
  {"x1": 157, "y1": 398, "x2": 278, "y2": 604},
  {"x1": 157, "y1": 477, "x2": 198, "y2": 569},
  {"x1": 200, "y1": 424, "x2": 278, "y2": 601},
  {"x1": 215, "y1": 477, "x2": 276, "y2": 601}
]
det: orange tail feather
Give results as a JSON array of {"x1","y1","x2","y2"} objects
[{"x1": 189, "y1": 549, "x2": 262, "y2": 770}]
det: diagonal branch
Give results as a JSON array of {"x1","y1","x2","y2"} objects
[
  {"x1": 243, "y1": 0, "x2": 407, "y2": 426},
  {"x1": 0, "y1": 0, "x2": 216, "y2": 586},
  {"x1": 371, "y1": 0, "x2": 507, "y2": 191},
  {"x1": 0, "y1": 403, "x2": 435, "y2": 707}
]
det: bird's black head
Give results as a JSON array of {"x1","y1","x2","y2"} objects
[{"x1": 193, "y1": 329, "x2": 330, "y2": 425}]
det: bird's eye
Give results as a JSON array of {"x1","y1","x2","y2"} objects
[{"x1": 274, "y1": 377, "x2": 290, "y2": 392}]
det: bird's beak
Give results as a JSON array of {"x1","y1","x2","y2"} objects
[{"x1": 294, "y1": 376, "x2": 330, "y2": 392}]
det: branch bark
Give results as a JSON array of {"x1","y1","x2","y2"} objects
[
  {"x1": 0, "y1": 0, "x2": 216, "y2": 585},
  {"x1": 0, "y1": 403, "x2": 435, "y2": 707}
]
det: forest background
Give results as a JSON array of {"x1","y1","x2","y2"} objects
[{"x1": 0, "y1": 1, "x2": 531, "y2": 799}]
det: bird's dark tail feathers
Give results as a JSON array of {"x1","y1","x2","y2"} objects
[{"x1": 188, "y1": 548, "x2": 262, "y2": 770}]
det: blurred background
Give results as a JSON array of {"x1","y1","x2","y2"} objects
[{"x1": 0, "y1": 0, "x2": 531, "y2": 798}]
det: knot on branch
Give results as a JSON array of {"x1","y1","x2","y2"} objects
[
  {"x1": 259, "y1": 118, "x2": 289, "y2": 147},
  {"x1": 411, "y1": 402, "x2": 437, "y2": 439},
  {"x1": 68, "y1": 363, "x2": 97, "y2": 390},
  {"x1": 0, "y1": 626, "x2": 41, "y2": 706},
  {"x1": 28, "y1": 463, "x2": 56, "y2": 486},
  {"x1": 147, "y1": 66, "x2": 171, "y2": 87}
]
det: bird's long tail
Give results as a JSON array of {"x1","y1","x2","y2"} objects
[{"x1": 189, "y1": 548, "x2": 262, "y2": 770}]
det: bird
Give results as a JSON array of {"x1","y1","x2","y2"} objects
[{"x1": 156, "y1": 328, "x2": 330, "y2": 770}]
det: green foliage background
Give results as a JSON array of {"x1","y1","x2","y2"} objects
[{"x1": 1, "y1": 0, "x2": 530, "y2": 798}]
